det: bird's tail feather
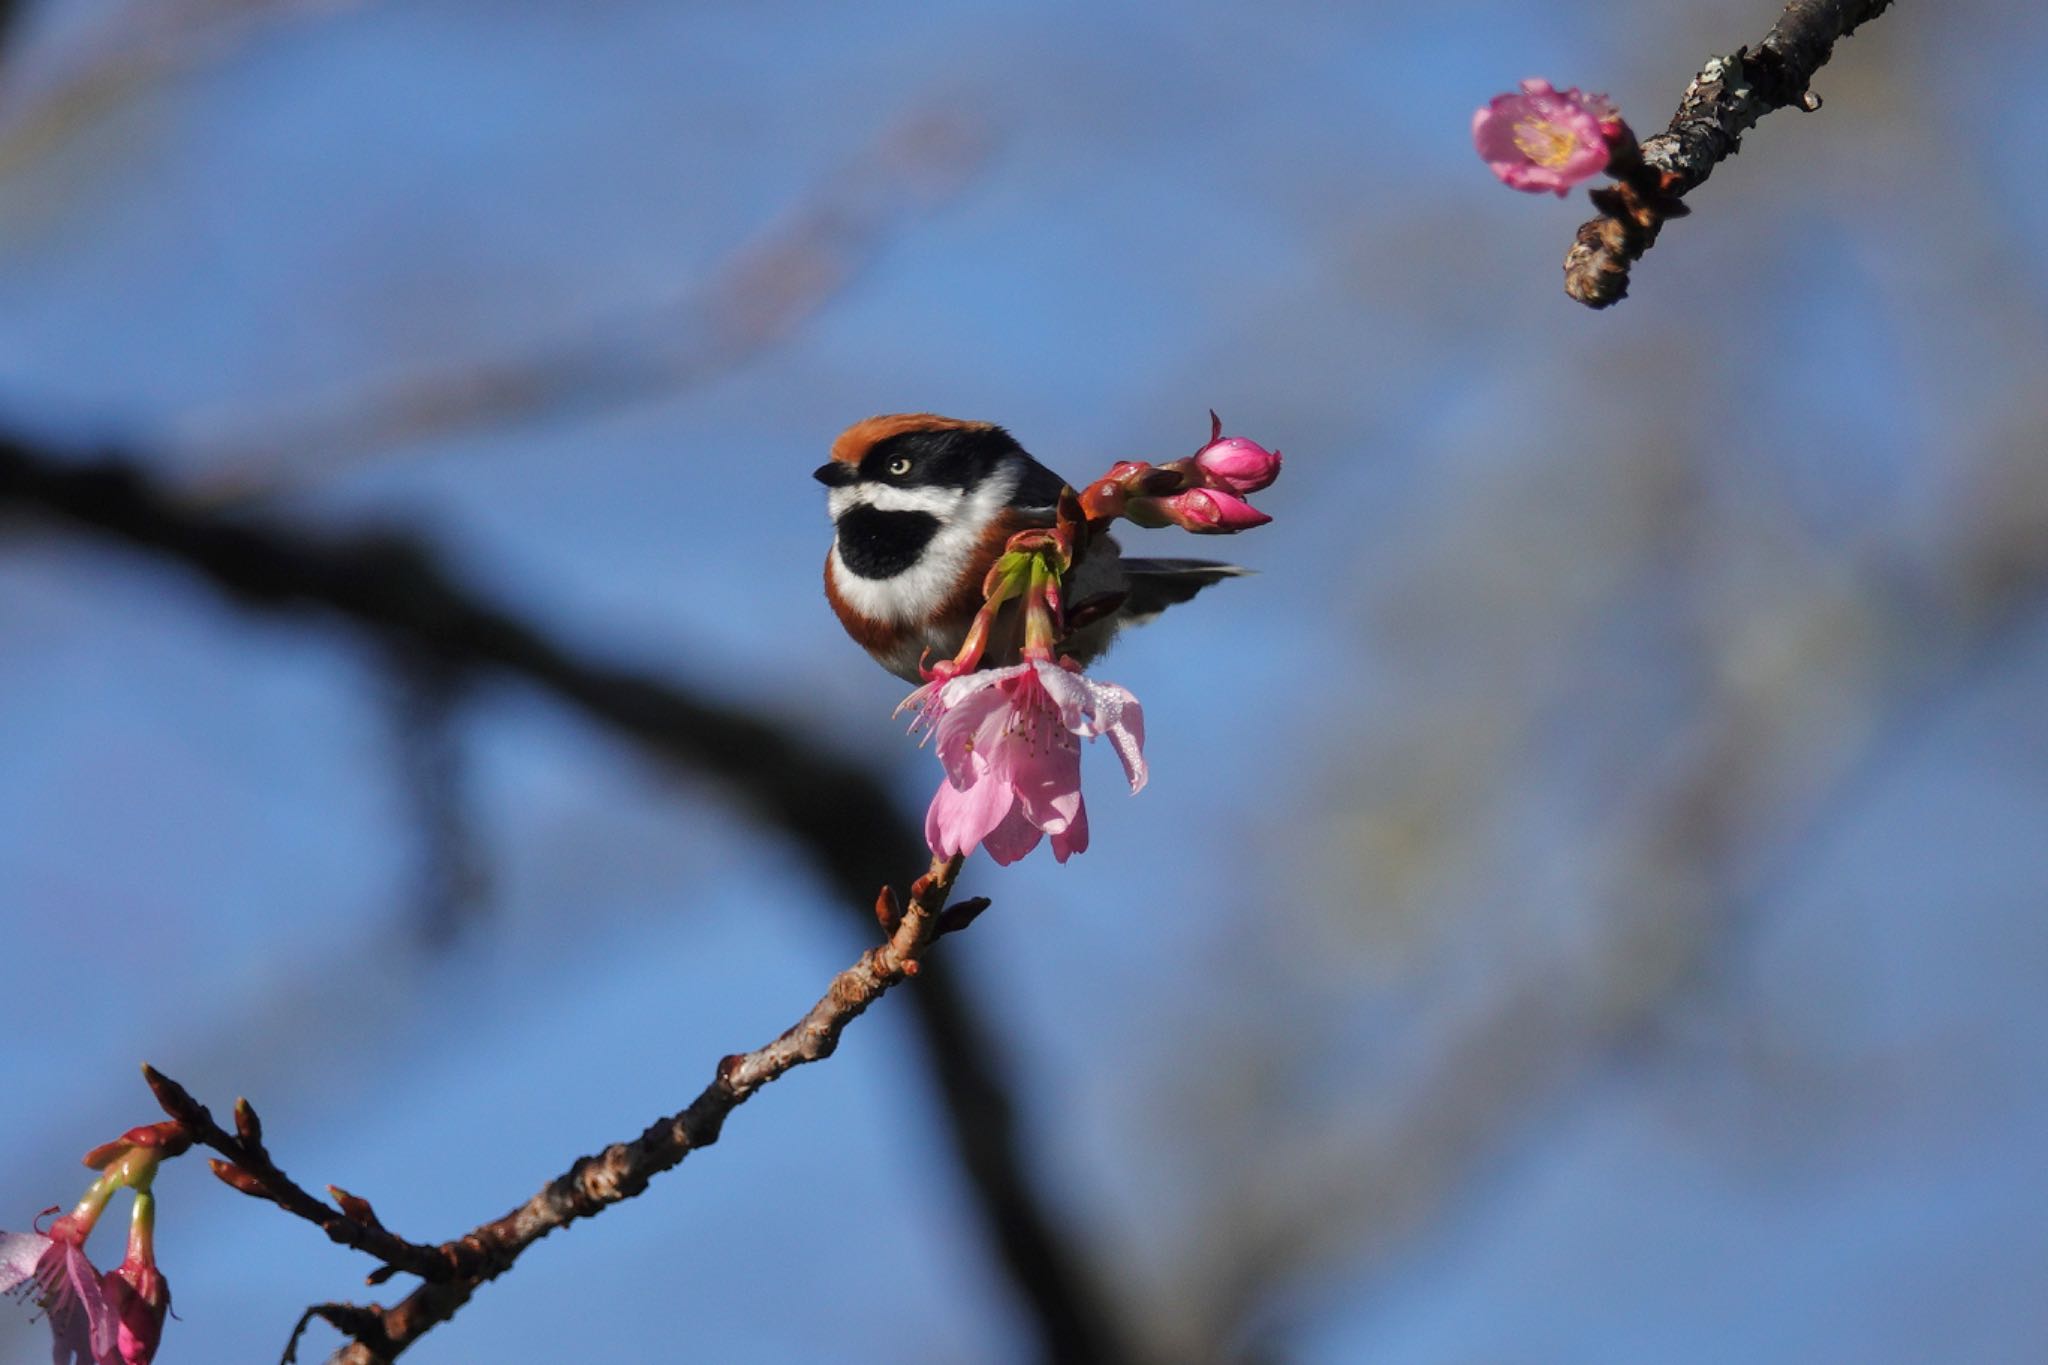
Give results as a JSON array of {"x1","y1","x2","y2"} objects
[{"x1": 1119, "y1": 558, "x2": 1251, "y2": 624}]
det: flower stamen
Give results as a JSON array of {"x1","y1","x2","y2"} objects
[{"x1": 1512, "y1": 118, "x2": 1578, "y2": 168}]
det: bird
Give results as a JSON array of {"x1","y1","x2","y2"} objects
[{"x1": 817, "y1": 413, "x2": 1247, "y2": 682}]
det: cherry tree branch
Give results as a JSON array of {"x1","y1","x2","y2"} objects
[
  {"x1": 136, "y1": 860, "x2": 977, "y2": 1364},
  {"x1": 1564, "y1": 0, "x2": 1896, "y2": 307},
  {"x1": 312, "y1": 860, "x2": 973, "y2": 1364},
  {"x1": 0, "y1": 432, "x2": 1136, "y2": 1364},
  {"x1": 138, "y1": 1070, "x2": 456, "y2": 1285}
]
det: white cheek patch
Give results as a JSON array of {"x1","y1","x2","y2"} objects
[
  {"x1": 828, "y1": 466, "x2": 1019, "y2": 625},
  {"x1": 827, "y1": 483, "x2": 967, "y2": 520}
]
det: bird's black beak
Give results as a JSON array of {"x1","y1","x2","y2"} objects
[{"x1": 813, "y1": 462, "x2": 855, "y2": 488}]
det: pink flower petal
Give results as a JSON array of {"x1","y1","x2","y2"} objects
[
  {"x1": 1089, "y1": 683, "x2": 1147, "y2": 793},
  {"x1": 1010, "y1": 742, "x2": 1084, "y2": 834},
  {"x1": 1031, "y1": 660, "x2": 1094, "y2": 735},
  {"x1": 1473, "y1": 78, "x2": 1617, "y2": 196},
  {"x1": 936, "y1": 664, "x2": 1010, "y2": 710},
  {"x1": 64, "y1": 1241, "x2": 117, "y2": 1361},
  {"x1": 933, "y1": 681, "x2": 1014, "y2": 790},
  {"x1": 0, "y1": 1232, "x2": 48, "y2": 1294},
  {"x1": 1050, "y1": 797, "x2": 1090, "y2": 863},
  {"x1": 979, "y1": 804, "x2": 1045, "y2": 866},
  {"x1": 924, "y1": 766, "x2": 1015, "y2": 859},
  {"x1": 13, "y1": 1236, "x2": 116, "y2": 1365}
]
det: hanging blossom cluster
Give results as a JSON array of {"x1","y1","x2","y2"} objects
[
  {"x1": 1472, "y1": 78, "x2": 1631, "y2": 196},
  {"x1": 904, "y1": 415, "x2": 1281, "y2": 866},
  {"x1": 2, "y1": 1121, "x2": 185, "y2": 1364}
]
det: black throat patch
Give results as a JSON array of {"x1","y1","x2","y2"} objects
[{"x1": 835, "y1": 506, "x2": 940, "y2": 580}]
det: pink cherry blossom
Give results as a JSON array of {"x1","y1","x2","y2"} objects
[
  {"x1": 1472, "y1": 78, "x2": 1617, "y2": 196},
  {"x1": 2, "y1": 1228, "x2": 117, "y2": 1365},
  {"x1": 1194, "y1": 436, "x2": 1282, "y2": 495},
  {"x1": 914, "y1": 658, "x2": 1144, "y2": 866}
]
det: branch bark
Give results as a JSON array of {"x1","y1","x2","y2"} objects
[
  {"x1": 1564, "y1": 0, "x2": 1896, "y2": 307},
  {"x1": 0, "y1": 432, "x2": 1135, "y2": 1364},
  {"x1": 137, "y1": 1070, "x2": 456, "y2": 1284},
  {"x1": 234, "y1": 859, "x2": 966, "y2": 1358}
]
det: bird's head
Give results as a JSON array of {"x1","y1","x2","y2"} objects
[{"x1": 816, "y1": 414, "x2": 1043, "y2": 584}]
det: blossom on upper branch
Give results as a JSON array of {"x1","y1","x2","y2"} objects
[{"x1": 1473, "y1": 78, "x2": 1620, "y2": 196}]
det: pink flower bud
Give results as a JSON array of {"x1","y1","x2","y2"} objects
[
  {"x1": 1194, "y1": 436, "x2": 1282, "y2": 494},
  {"x1": 103, "y1": 1258, "x2": 170, "y2": 1365},
  {"x1": 1165, "y1": 487, "x2": 1271, "y2": 533},
  {"x1": 1472, "y1": 78, "x2": 1619, "y2": 197}
]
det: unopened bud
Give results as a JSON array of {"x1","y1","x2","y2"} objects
[
  {"x1": 874, "y1": 886, "x2": 904, "y2": 934},
  {"x1": 102, "y1": 1260, "x2": 171, "y2": 1365},
  {"x1": 1193, "y1": 436, "x2": 1282, "y2": 494},
  {"x1": 328, "y1": 1186, "x2": 381, "y2": 1228},
  {"x1": 1163, "y1": 487, "x2": 1271, "y2": 533},
  {"x1": 233, "y1": 1099, "x2": 263, "y2": 1145},
  {"x1": 208, "y1": 1159, "x2": 269, "y2": 1198}
]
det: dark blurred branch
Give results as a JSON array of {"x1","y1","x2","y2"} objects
[
  {"x1": 0, "y1": 432, "x2": 1137, "y2": 1365},
  {"x1": 1564, "y1": 0, "x2": 1895, "y2": 307},
  {"x1": 383, "y1": 647, "x2": 490, "y2": 948},
  {"x1": 0, "y1": 0, "x2": 22, "y2": 63},
  {"x1": 182, "y1": 102, "x2": 994, "y2": 498},
  {"x1": 0, "y1": 434, "x2": 920, "y2": 895}
]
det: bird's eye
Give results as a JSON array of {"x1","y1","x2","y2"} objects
[{"x1": 887, "y1": 457, "x2": 913, "y2": 477}]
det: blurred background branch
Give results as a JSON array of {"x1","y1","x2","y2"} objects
[
  {"x1": 176, "y1": 99, "x2": 996, "y2": 500},
  {"x1": 0, "y1": 0, "x2": 350, "y2": 172}
]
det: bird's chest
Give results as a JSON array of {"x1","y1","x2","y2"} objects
[{"x1": 825, "y1": 511, "x2": 1022, "y2": 682}]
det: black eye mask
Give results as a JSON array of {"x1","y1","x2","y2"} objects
[{"x1": 859, "y1": 427, "x2": 1017, "y2": 490}]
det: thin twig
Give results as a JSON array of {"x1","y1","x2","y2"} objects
[
  {"x1": 138, "y1": 1069, "x2": 455, "y2": 1283},
  {"x1": 1564, "y1": 0, "x2": 1896, "y2": 307},
  {"x1": 291, "y1": 857, "x2": 965, "y2": 1365}
]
